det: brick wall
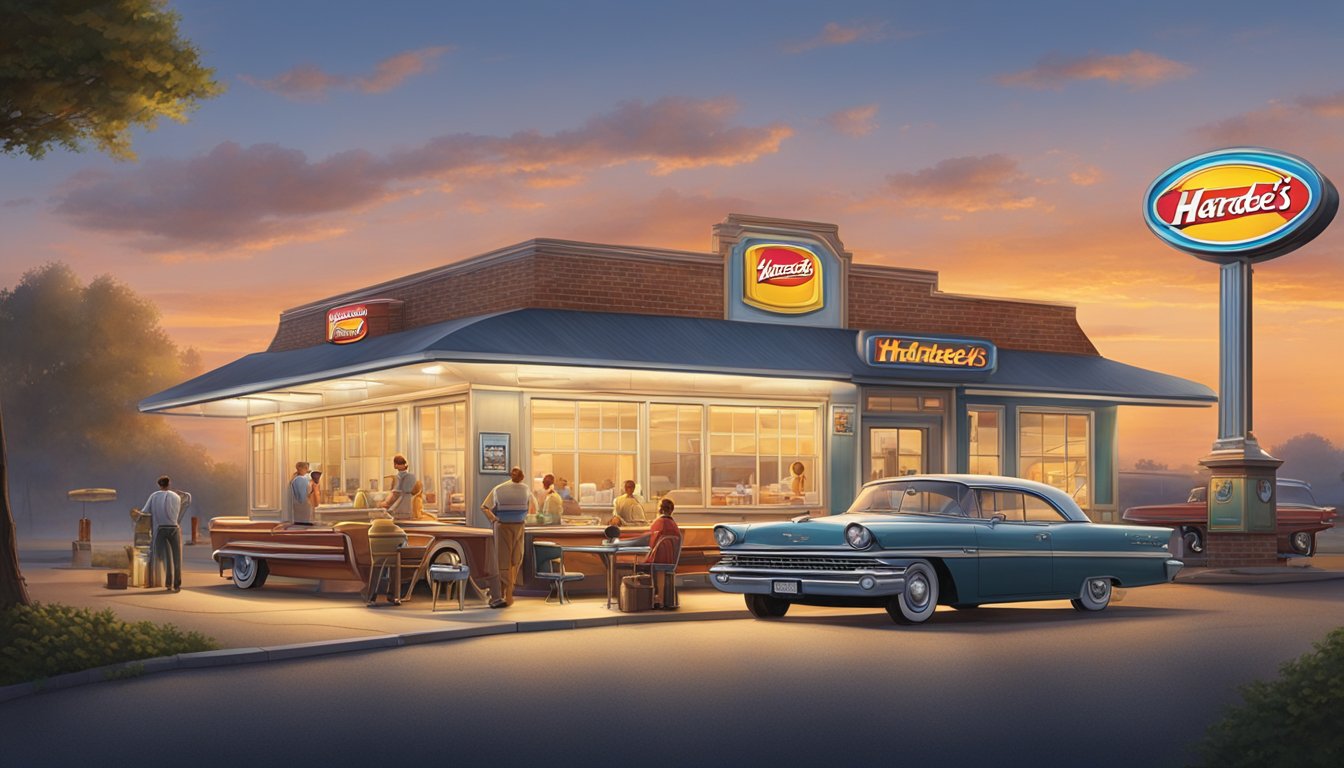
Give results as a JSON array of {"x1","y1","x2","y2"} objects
[
  {"x1": 268, "y1": 241, "x2": 1098, "y2": 356},
  {"x1": 1204, "y1": 532, "x2": 1281, "y2": 567},
  {"x1": 268, "y1": 247, "x2": 724, "y2": 352},
  {"x1": 847, "y1": 272, "x2": 1097, "y2": 355}
]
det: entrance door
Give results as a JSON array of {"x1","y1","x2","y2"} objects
[{"x1": 864, "y1": 422, "x2": 942, "y2": 483}]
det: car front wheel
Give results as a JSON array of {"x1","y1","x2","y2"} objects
[
  {"x1": 1181, "y1": 527, "x2": 1205, "y2": 555},
  {"x1": 887, "y1": 560, "x2": 939, "y2": 624},
  {"x1": 1071, "y1": 577, "x2": 1112, "y2": 612},
  {"x1": 1289, "y1": 531, "x2": 1315, "y2": 557},
  {"x1": 231, "y1": 555, "x2": 269, "y2": 589},
  {"x1": 745, "y1": 594, "x2": 790, "y2": 618}
]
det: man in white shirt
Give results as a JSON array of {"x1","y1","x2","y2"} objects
[
  {"x1": 139, "y1": 475, "x2": 191, "y2": 592},
  {"x1": 611, "y1": 480, "x2": 647, "y2": 525},
  {"x1": 289, "y1": 462, "x2": 312, "y2": 524}
]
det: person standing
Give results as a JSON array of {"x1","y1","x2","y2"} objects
[
  {"x1": 480, "y1": 466, "x2": 536, "y2": 608},
  {"x1": 139, "y1": 475, "x2": 191, "y2": 592},
  {"x1": 379, "y1": 455, "x2": 416, "y2": 520},
  {"x1": 539, "y1": 476, "x2": 563, "y2": 525},
  {"x1": 289, "y1": 462, "x2": 312, "y2": 525},
  {"x1": 305, "y1": 470, "x2": 323, "y2": 522}
]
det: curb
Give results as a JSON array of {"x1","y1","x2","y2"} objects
[
  {"x1": 1175, "y1": 567, "x2": 1344, "y2": 585},
  {"x1": 0, "y1": 608, "x2": 745, "y2": 703}
]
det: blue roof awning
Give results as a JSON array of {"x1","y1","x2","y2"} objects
[{"x1": 140, "y1": 308, "x2": 1216, "y2": 413}]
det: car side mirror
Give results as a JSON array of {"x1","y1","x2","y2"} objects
[{"x1": 989, "y1": 513, "x2": 1006, "y2": 526}]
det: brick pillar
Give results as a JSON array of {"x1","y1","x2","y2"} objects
[{"x1": 1204, "y1": 532, "x2": 1280, "y2": 568}]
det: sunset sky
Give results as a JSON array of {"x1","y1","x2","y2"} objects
[{"x1": 2, "y1": 0, "x2": 1342, "y2": 469}]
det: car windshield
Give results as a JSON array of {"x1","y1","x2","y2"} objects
[{"x1": 847, "y1": 480, "x2": 973, "y2": 518}]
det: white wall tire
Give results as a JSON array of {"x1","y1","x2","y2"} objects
[
  {"x1": 231, "y1": 555, "x2": 269, "y2": 589},
  {"x1": 1289, "y1": 531, "x2": 1315, "y2": 557},
  {"x1": 887, "y1": 560, "x2": 939, "y2": 624},
  {"x1": 1071, "y1": 577, "x2": 1112, "y2": 612}
]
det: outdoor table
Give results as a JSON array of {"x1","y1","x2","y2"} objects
[{"x1": 561, "y1": 543, "x2": 650, "y2": 608}]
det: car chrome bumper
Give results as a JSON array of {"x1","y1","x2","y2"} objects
[
  {"x1": 1165, "y1": 558, "x2": 1183, "y2": 581},
  {"x1": 708, "y1": 565, "x2": 908, "y2": 597}
]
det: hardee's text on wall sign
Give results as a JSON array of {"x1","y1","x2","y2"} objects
[
  {"x1": 1144, "y1": 147, "x2": 1338, "y2": 263},
  {"x1": 327, "y1": 304, "x2": 368, "y2": 344},
  {"x1": 741, "y1": 243, "x2": 824, "y2": 314},
  {"x1": 860, "y1": 332, "x2": 997, "y2": 372}
]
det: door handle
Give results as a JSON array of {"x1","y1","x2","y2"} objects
[{"x1": 1035, "y1": 532, "x2": 1051, "y2": 541}]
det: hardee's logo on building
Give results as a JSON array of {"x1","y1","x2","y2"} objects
[
  {"x1": 742, "y1": 243, "x2": 824, "y2": 314},
  {"x1": 860, "y1": 332, "x2": 996, "y2": 373},
  {"x1": 1144, "y1": 148, "x2": 1337, "y2": 263},
  {"x1": 326, "y1": 304, "x2": 369, "y2": 344}
]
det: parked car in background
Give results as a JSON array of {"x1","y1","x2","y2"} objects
[
  {"x1": 1122, "y1": 478, "x2": 1337, "y2": 557},
  {"x1": 709, "y1": 474, "x2": 1182, "y2": 625}
]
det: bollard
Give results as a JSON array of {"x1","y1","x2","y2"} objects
[{"x1": 190, "y1": 516, "x2": 199, "y2": 545}]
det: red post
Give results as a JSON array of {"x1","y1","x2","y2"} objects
[{"x1": 190, "y1": 516, "x2": 199, "y2": 545}]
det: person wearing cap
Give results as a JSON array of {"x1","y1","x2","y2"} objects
[{"x1": 480, "y1": 466, "x2": 536, "y2": 608}]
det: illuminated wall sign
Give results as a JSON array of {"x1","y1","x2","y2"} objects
[
  {"x1": 1144, "y1": 147, "x2": 1338, "y2": 263},
  {"x1": 860, "y1": 332, "x2": 997, "y2": 373},
  {"x1": 742, "y1": 243, "x2": 825, "y2": 314},
  {"x1": 327, "y1": 304, "x2": 369, "y2": 344}
]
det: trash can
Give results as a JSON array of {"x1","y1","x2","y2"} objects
[{"x1": 619, "y1": 574, "x2": 654, "y2": 612}]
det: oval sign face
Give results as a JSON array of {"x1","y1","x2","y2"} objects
[
  {"x1": 1144, "y1": 147, "x2": 1337, "y2": 263},
  {"x1": 742, "y1": 243, "x2": 824, "y2": 314}
]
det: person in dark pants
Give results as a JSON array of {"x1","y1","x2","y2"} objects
[{"x1": 138, "y1": 475, "x2": 191, "y2": 592}]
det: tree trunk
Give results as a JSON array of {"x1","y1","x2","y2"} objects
[{"x1": 0, "y1": 405, "x2": 32, "y2": 607}]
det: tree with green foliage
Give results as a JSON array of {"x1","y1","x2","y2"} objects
[
  {"x1": 0, "y1": 0, "x2": 222, "y2": 160},
  {"x1": 0, "y1": 0, "x2": 223, "y2": 608}
]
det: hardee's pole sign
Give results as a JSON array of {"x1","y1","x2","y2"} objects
[
  {"x1": 327, "y1": 303, "x2": 369, "y2": 344},
  {"x1": 1144, "y1": 147, "x2": 1337, "y2": 263},
  {"x1": 860, "y1": 332, "x2": 997, "y2": 373},
  {"x1": 742, "y1": 243, "x2": 824, "y2": 314}
]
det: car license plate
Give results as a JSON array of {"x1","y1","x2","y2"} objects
[{"x1": 772, "y1": 581, "x2": 800, "y2": 595}]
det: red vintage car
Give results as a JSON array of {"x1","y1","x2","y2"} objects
[
  {"x1": 209, "y1": 517, "x2": 495, "y2": 595},
  {"x1": 1122, "y1": 478, "x2": 1336, "y2": 557}
]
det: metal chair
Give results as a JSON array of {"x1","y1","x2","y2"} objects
[
  {"x1": 635, "y1": 535, "x2": 682, "y2": 609},
  {"x1": 428, "y1": 563, "x2": 471, "y2": 611},
  {"x1": 533, "y1": 540, "x2": 584, "y2": 604}
]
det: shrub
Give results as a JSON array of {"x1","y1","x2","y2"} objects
[
  {"x1": 1190, "y1": 627, "x2": 1344, "y2": 767},
  {"x1": 0, "y1": 602, "x2": 217, "y2": 686}
]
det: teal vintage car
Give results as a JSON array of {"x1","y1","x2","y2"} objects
[{"x1": 709, "y1": 474, "x2": 1182, "y2": 624}]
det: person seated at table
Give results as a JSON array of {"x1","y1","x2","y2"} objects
[
  {"x1": 611, "y1": 498, "x2": 680, "y2": 608},
  {"x1": 609, "y1": 480, "x2": 647, "y2": 526}
]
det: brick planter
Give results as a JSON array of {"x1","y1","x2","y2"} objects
[{"x1": 1204, "y1": 532, "x2": 1281, "y2": 568}]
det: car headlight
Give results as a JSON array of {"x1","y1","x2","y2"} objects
[
  {"x1": 714, "y1": 526, "x2": 738, "y2": 548},
  {"x1": 845, "y1": 524, "x2": 874, "y2": 550}
]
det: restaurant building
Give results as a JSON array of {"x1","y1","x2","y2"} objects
[{"x1": 140, "y1": 214, "x2": 1215, "y2": 528}]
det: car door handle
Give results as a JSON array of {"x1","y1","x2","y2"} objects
[{"x1": 1035, "y1": 533, "x2": 1051, "y2": 541}]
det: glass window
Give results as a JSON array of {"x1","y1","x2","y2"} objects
[
  {"x1": 277, "y1": 411, "x2": 399, "y2": 506},
  {"x1": 968, "y1": 408, "x2": 1002, "y2": 475},
  {"x1": 708, "y1": 405, "x2": 819, "y2": 507},
  {"x1": 419, "y1": 402, "x2": 466, "y2": 516},
  {"x1": 849, "y1": 480, "x2": 972, "y2": 517},
  {"x1": 649, "y1": 404, "x2": 703, "y2": 507},
  {"x1": 251, "y1": 424, "x2": 276, "y2": 509},
  {"x1": 1019, "y1": 411, "x2": 1091, "y2": 510},
  {"x1": 531, "y1": 400, "x2": 638, "y2": 507}
]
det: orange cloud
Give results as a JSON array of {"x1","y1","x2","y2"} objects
[
  {"x1": 241, "y1": 46, "x2": 453, "y2": 99},
  {"x1": 882, "y1": 154, "x2": 1039, "y2": 212},
  {"x1": 784, "y1": 21, "x2": 893, "y2": 53},
  {"x1": 52, "y1": 99, "x2": 792, "y2": 253},
  {"x1": 997, "y1": 50, "x2": 1193, "y2": 89},
  {"x1": 826, "y1": 104, "x2": 879, "y2": 137},
  {"x1": 1196, "y1": 91, "x2": 1344, "y2": 147}
]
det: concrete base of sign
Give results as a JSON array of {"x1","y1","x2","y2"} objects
[{"x1": 70, "y1": 540, "x2": 91, "y2": 568}]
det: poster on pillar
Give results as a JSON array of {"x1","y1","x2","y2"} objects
[{"x1": 1207, "y1": 475, "x2": 1275, "y2": 533}]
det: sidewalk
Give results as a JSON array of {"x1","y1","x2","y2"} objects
[{"x1": 7, "y1": 538, "x2": 1344, "y2": 702}]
